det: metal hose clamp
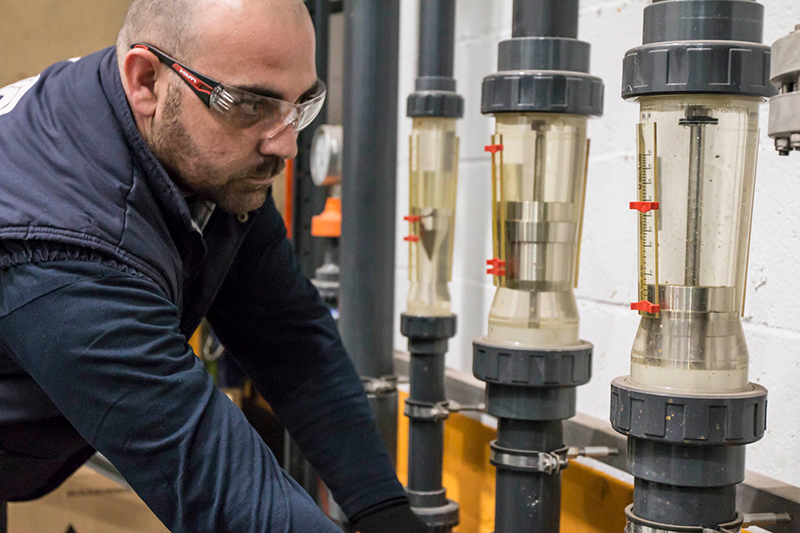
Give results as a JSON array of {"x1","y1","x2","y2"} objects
[
  {"x1": 489, "y1": 442, "x2": 570, "y2": 475},
  {"x1": 624, "y1": 505, "x2": 744, "y2": 533},
  {"x1": 404, "y1": 400, "x2": 450, "y2": 422}
]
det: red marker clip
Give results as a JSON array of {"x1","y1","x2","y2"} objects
[
  {"x1": 486, "y1": 258, "x2": 506, "y2": 276},
  {"x1": 404, "y1": 235, "x2": 420, "y2": 242},
  {"x1": 631, "y1": 301, "x2": 660, "y2": 313},
  {"x1": 630, "y1": 201, "x2": 660, "y2": 213},
  {"x1": 404, "y1": 215, "x2": 421, "y2": 223},
  {"x1": 485, "y1": 144, "x2": 504, "y2": 154}
]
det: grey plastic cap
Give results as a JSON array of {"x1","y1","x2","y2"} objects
[
  {"x1": 622, "y1": 0, "x2": 774, "y2": 98},
  {"x1": 473, "y1": 339, "x2": 592, "y2": 388},
  {"x1": 400, "y1": 313, "x2": 457, "y2": 340},
  {"x1": 610, "y1": 376, "x2": 767, "y2": 446},
  {"x1": 621, "y1": 41, "x2": 774, "y2": 98},
  {"x1": 482, "y1": 71, "x2": 604, "y2": 115},
  {"x1": 407, "y1": 76, "x2": 464, "y2": 118},
  {"x1": 482, "y1": 34, "x2": 604, "y2": 116}
]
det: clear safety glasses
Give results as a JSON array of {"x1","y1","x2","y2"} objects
[{"x1": 132, "y1": 43, "x2": 326, "y2": 138}]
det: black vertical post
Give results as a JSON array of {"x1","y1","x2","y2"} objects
[
  {"x1": 340, "y1": 0, "x2": 401, "y2": 462},
  {"x1": 1, "y1": 501, "x2": 7, "y2": 533},
  {"x1": 293, "y1": 0, "x2": 331, "y2": 279}
]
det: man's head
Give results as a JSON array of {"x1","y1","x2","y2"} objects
[{"x1": 117, "y1": 0, "x2": 317, "y2": 215}]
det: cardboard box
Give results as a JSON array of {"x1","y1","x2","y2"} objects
[{"x1": 8, "y1": 466, "x2": 169, "y2": 533}]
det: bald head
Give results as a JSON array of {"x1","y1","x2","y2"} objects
[{"x1": 116, "y1": 0, "x2": 310, "y2": 63}]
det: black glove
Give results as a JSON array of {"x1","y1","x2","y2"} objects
[{"x1": 351, "y1": 499, "x2": 430, "y2": 533}]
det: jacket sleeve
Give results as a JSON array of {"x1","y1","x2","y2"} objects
[
  {"x1": 206, "y1": 198, "x2": 407, "y2": 519},
  {"x1": 0, "y1": 259, "x2": 340, "y2": 533}
]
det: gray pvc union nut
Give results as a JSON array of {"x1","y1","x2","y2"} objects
[
  {"x1": 610, "y1": 376, "x2": 767, "y2": 445},
  {"x1": 472, "y1": 339, "x2": 592, "y2": 388},
  {"x1": 481, "y1": 35, "x2": 604, "y2": 116},
  {"x1": 622, "y1": 0, "x2": 774, "y2": 98}
]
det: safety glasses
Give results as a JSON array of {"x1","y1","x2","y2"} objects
[{"x1": 132, "y1": 43, "x2": 326, "y2": 139}]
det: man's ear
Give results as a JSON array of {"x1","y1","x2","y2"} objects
[{"x1": 121, "y1": 48, "x2": 163, "y2": 119}]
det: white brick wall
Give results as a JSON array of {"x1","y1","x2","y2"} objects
[{"x1": 392, "y1": 0, "x2": 800, "y2": 487}]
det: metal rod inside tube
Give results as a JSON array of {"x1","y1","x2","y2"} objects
[{"x1": 685, "y1": 120, "x2": 705, "y2": 286}]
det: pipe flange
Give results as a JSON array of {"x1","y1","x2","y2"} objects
[
  {"x1": 400, "y1": 314, "x2": 457, "y2": 340},
  {"x1": 489, "y1": 441, "x2": 569, "y2": 475},
  {"x1": 473, "y1": 339, "x2": 592, "y2": 389},
  {"x1": 625, "y1": 505, "x2": 743, "y2": 533},
  {"x1": 410, "y1": 500, "x2": 460, "y2": 531},
  {"x1": 621, "y1": 42, "x2": 774, "y2": 99},
  {"x1": 610, "y1": 376, "x2": 767, "y2": 446},
  {"x1": 768, "y1": 27, "x2": 800, "y2": 154},
  {"x1": 481, "y1": 70, "x2": 604, "y2": 116},
  {"x1": 407, "y1": 92, "x2": 464, "y2": 118},
  {"x1": 404, "y1": 399, "x2": 450, "y2": 422}
]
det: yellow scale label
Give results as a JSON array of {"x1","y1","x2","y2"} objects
[{"x1": 635, "y1": 122, "x2": 660, "y2": 315}]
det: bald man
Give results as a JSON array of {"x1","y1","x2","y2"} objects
[{"x1": 0, "y1": 1, "x2": 428, "y2": 531}]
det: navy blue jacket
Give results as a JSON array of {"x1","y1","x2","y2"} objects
[{"x1": 0, "y1": 48, "x2": 404, "y2": 531}]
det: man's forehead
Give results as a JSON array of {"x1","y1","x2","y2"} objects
[{"x1": 190, "y1": 3, "x2": 316, "y2": 102}]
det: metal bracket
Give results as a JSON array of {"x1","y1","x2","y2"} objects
[
  {"x1": 565, "y1": 446, "x2": 619, "y2": 460},
  {"x1": 361, "y1": 375, "x2": 398, "y2": 396},
  {"x1": 447, "y1": 400, "x2": 485, "y2": 414}
]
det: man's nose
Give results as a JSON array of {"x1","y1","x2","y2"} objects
[{"x1": 259, "y1": 124, "x2": 298, "y2": 160}]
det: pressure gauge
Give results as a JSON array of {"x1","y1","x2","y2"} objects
[{"x1": 310, "y1": 124, "x2": 343, "y2": 187}]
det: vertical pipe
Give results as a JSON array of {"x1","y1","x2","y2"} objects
[
  {"x1": 407, "y1": 353, "x2": 446, "y2": 492},
  {"x1": 0, "y1": 501, "x2": 6, "y2": 533},
  {"x1": 512, "y1": 0, "x2": 579, "y2": 38},
  {"x1": 494, "y1": 419, "x2": 564, "y2": 533},
  {"x1": 340, "y1": 0, "x2": 400, "y2": 380},
  {"x1": 293, "y1": 0, "x2": 331, "y2": 278},
  {"x1": 418, "y1": 0, "x2": 456, "y2": 78}
]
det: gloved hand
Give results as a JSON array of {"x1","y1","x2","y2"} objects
[{"x1": 351, "y1": 499, "x2": 430, "y2": 533}]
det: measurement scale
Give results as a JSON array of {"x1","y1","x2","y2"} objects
[{"x1": 631, "y1": 122, "x2": 660, "y2": 315}]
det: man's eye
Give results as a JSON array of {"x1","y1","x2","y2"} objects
[{"x1": 236, "y1": 100, "x2": 264, "y2": 115}]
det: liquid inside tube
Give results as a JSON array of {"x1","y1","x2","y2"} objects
[
  {"x1": 630, "y1": 96, "x2": 761, "y2": 393},
  {"x1": 406, "y1": 117, "x2": 459, "y2": 317},
  {"x1": 486, "y1": 114, "x2": 589, "y2": 349}
]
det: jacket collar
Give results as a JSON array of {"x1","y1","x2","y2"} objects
[{"x1": 99, "y1": 48, "x2": 197, "y2": 237}]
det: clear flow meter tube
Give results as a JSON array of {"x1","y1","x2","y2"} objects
[
  {"x1": 406, "y1": 117, "x2": 459, "y2": 316},
  {"x1": 486, "y1": 113, "x2": 589, "y2": 348},
  {"x1": 630, "y1": 96, "x2": 760, "y2": 393}
]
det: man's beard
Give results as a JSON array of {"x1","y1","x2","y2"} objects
[{"x1": 147, "y1": 82, "x2": 285, "y2": 215}]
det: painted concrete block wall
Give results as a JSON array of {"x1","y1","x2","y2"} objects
[{"x1": 393, "y1": 0, "x2": 800, "y2": 488}]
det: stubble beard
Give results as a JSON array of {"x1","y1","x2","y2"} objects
[{"x1": 147, "y1": 82, "x2": 284, "y2": 215}]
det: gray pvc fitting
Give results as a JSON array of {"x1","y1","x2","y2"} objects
[{"x1": 622, "y1": 0, "x2": 774, "y2": 98}]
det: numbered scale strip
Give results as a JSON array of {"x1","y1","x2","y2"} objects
[{"x1": 630, "y1": 122, "x2": 660, "y2": 315}]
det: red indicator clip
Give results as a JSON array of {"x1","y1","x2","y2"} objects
[
  {"x1": 630, "y1": 201, "x2": 660, "y2": 213},
  {"x1": 631, "y1": 301, "x2": 660, "y2": 313},
  {"x1": 485, "y1": 144, "x2": 504, "y2": 154},
  {"x1": 403, "y1": 215, "x2": 421, "y2": 223},
  {"x1": 404, "y1": 235, "x2": 420, "y2": 243},
  {"x1": 486, "y1": 258, "x2": 506, "y2": 276}
]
